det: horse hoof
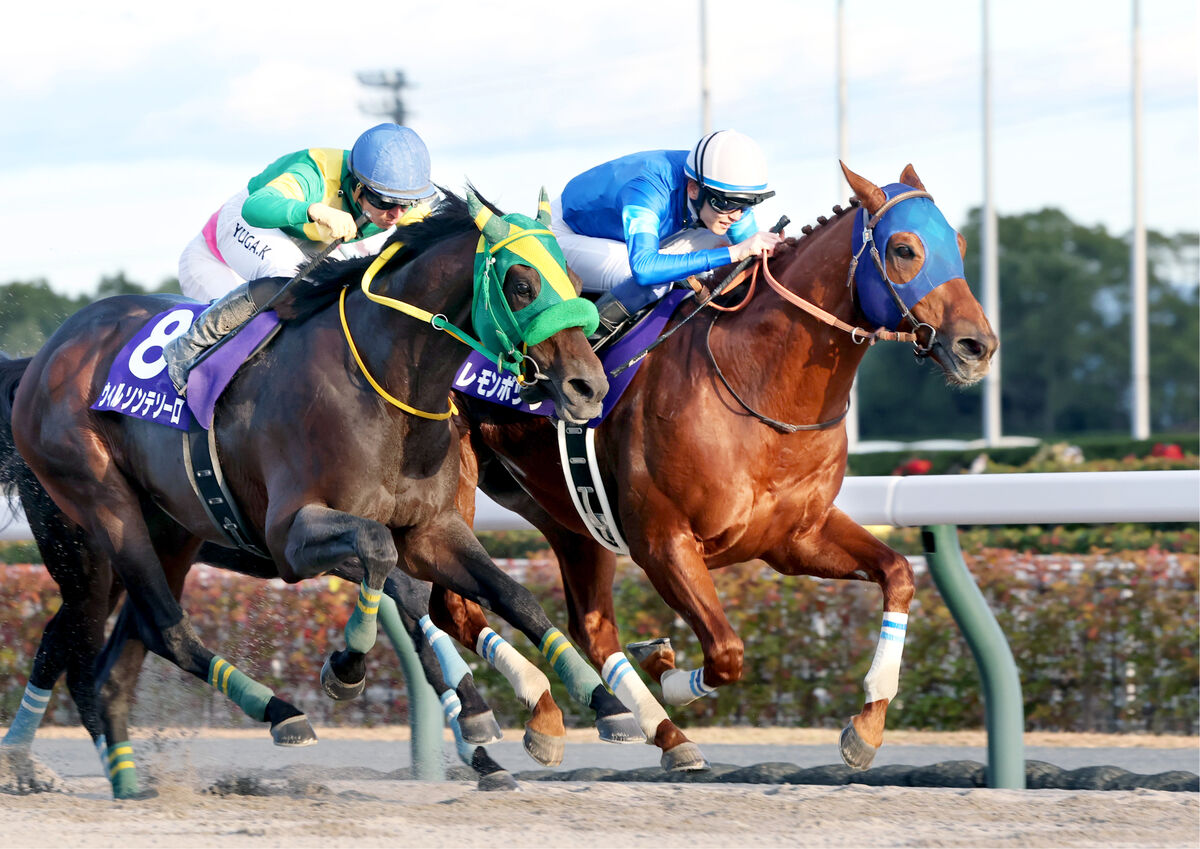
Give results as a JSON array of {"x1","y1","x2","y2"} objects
[
  {"x1": 320, "y1": 657, "x2": 365, "y2": 701},
  {"x1": 523, "y1": 726, "x2": 564, "y2": 767},
  {"x1": 458, "y1": 710, "x2": 503, "y2": 745},
  {"x1": 660, "y1": 742, "x2": 710, "y2": 772},
  {"x1": 839, "y1": 721, "x2": 877, "y2": 770},
  {"x1": 625, "y1": 637, "x2": 672, "y2": 665},
  {"x1": 596, "y1": 711, "x2": 644, "y2": 744},
  {"x1": 271, "y1": 714, "x2": 318, "y2": 747},
  {"x1": 477, "y1": 770, "x2": 519, "y2": 792}
]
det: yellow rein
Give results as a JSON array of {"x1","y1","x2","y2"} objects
[{"x1": 338, "y1": 241, "x2": 458, "y2": 420}]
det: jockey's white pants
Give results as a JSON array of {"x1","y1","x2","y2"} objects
[{"x1": 178, "y1": 188, "x2": 392, "y2": 303}]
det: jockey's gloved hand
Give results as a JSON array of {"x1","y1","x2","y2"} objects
[
  {"x1": 731, "y1": 230, "x2": 784, "y2": 263},
  {"x1": 307, "y1": 203, "x2": 358, "y2": 241}
]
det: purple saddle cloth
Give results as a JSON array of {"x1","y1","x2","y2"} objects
[
  {"x1": 91, "y1": 304, "x2": 280, "y2": 431},
  {"x1": 452, "y1": 289, "x2": 691, "y2": 426}
]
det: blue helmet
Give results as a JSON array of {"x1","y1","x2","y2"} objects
[{"x1": 348, "y1": 123, "x2": 436, "y2": 201}]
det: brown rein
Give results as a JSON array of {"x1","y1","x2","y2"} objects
[
  {"x1": 758, "y1": 256, "x2": 917, "y2": 345},
  {"x1": 699, "y1": 249, "x2": 918, "y2": 434},
  {"x1": 693, "y1": 249, "x2": 917, "y2": 343}
]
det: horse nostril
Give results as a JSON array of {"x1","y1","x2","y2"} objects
[
  {"x1": 568, "y1": 377, "x2": 597, "y2": 402},
  {"x1": 955, "y1": 337, "x2": 986, "y2": 361}
]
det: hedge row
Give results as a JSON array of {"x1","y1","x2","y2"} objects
[
  {"x1": 1, "y1": 545, "x2": 1195, "y2": 735},
  {"x1": 844, "y1": 436, "x2": 1198, "y2": 477}
]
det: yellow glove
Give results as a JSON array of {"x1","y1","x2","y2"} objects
[{"x1": 307, "y1": 203, "x2": 358, "y2": 241}]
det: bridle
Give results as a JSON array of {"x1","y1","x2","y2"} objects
[
  {"x1": 704, "y1": 191, "x2": 947, "y2": 433},
  {"x1": 846, "y1": 189, "x2": 939, "y2": 359}
]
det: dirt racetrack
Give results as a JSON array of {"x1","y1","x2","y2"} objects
[{"x1": 2, "y1": 727, "x2": 1197, "y2": 848}]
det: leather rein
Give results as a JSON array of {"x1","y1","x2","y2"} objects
[{"x1": 702, "y1": 196, "x2": 933, "y2": 434}]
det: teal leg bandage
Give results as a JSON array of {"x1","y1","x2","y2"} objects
[
  {"x1": 208, "y1": 656, "x2": 273, "y2": 721},
  {"x1": 2, "y1": 682, "x2": 52, "y2": 747},
  {"x1": 539, "y1": 627, "x2": 602, "y2": 706},
  {"x1": 440, "y1": 689, "x2": 475, "y2": 764},
  {"x1": 419, "y1": 615, "x2": 472, "y2": 689},
  {"x1": 344, "y1": 582, "x2": 383, "y2": 654},
  {"x1": 95, "y1": 736, "x2": 108, "y2": 774},
  {"x1": 377, "y1": 593, "x2": 406, "y2": 651},
  {"x1": 106, "y1": 740, "x2": 141, "y2": 799}
]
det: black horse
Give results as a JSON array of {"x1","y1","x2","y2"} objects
[{"x1": 0, "y1": 189, "x2": 639, "y2": 798}]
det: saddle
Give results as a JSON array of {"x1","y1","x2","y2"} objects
[{"x1": 90, "y1": 304, "x2": 280, "y2": 558}]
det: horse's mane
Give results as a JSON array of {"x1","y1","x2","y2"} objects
[
  {"x1": 275, "y1": 187, "x2": 502, "y2": 322},
  {"x1": 772, "y1": 196, "x2": 861, "y2": 261}
]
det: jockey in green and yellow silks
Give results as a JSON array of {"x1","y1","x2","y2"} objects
[{"x1": 166, "y1": 123, "x2": 437, "y2": 395}]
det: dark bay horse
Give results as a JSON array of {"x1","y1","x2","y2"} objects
[
  {"x1": 0, "y1": 439, "x2": 519, "y2": 791},
  {"x1": 1, "y1": 189, "x2": 643, "y2": 797},
  {"x1": 444, "y1": 164, "x2": 998, "y2": 770}
]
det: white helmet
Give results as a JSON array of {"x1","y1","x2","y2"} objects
[{"x1": 684, "y1": 130, "x2": 774, "y2": 205}]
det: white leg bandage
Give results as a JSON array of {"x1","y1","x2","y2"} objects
[
  {"x1": 863, "y1": 612, "x2": 908, "y2": 703},
  {"x1": 476, "y1": 627, "x2": 551, "y2": 711},
  {"x1": 601, "y1": 653, "x2": 670, "y2": 740},
  {"x1": 660, "y1": 667, "x2": 716, "y2": 706}
]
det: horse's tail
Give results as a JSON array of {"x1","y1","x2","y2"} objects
[
  {"x1": 0, "y1": 353, "x2": 90, "y2": 560},
  {"x1": 0, "y1": 352, "x2": 33, "y2": 500}
]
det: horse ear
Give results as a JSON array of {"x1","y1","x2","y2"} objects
[
  {"x1": 840, "y1": 161, "x2": 886, "y2": 215},
  {"x1": 466, "y1": 188, "x2": 483, "y2": 219},
  {"x1": 957, "y1": 231, "x2": 968, "y2": 259},
  {"x1": 467, "y1": 188, "x2": 511, "y2": 243},
  {"x1": 536, "y1": 187, "x2": 552, "y2": 228},
  {"x1": 899, "y1": 164, "x2": 927, "y2": 191}
]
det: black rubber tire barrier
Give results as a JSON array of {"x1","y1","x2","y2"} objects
[
  {"x1": 186, "y1": 760, "x2": 1200, "y2": 796},
  {"x1": 507, "y1": 760, "x2": 1200, "y2": 792}
]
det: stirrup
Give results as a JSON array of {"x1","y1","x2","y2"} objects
[{"x1": 589, "y1": 293, "x2": 634, "y2": 346}]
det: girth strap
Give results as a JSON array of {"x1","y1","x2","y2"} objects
[
  {"x1": 556, "y1": 422, "x2": 629, "y2": 555},
  {"x1": 182, "y1": 419, "x2": 270, "y2": 559}
]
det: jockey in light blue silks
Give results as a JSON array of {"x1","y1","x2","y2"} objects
[{"x1": 549, "y1": 129, "x2": 785, "y2": 340}]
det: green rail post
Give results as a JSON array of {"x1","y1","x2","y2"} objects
[
  {"x1": 378, "y1": 595, "x2": 446, "y2": 780},
  {"x1": 922, "y1": 524, "x2": 1026, "y2": 789}
]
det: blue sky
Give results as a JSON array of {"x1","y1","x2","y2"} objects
[{"x1": 1, "y1": 0, "x2": 1195, "y2": 297}]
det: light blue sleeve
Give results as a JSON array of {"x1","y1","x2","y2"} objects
[{"x1": 620, "y1": 189, "x2": 734, "y2": 286}]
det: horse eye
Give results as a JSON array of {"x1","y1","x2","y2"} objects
[
  {"x1": 515, "y1": 281, "x2": 532, "y2": 297},
  {"x1": 895, "y1": 244, "x2": 915, "y2": 259}
]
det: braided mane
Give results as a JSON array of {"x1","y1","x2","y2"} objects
[
  {"x1": 772, "y1": 196, "x2": 860, "y2": 260},
  {"x1": 796, "y1": 196, "x2": 860, "y2": 240}
]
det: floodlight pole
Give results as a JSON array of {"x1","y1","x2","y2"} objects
[
  {"x1": 837, "y1": 0, "x2": 859, "y2": 450},
  {"x1": 981, "y1": 0, "x2": 1002, "y2": 446},
  {"x1": 1131, "y1": 0, "x2": 1150, "y2": 439},
  {"x1": 700, "y1": 0, "x2": 712, "y2": 135}
]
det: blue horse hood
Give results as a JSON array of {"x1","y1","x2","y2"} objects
[{"x1": 851, "y1": 183, "x2": 965, "y2": 330}]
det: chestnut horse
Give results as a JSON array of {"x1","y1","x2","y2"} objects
[
  {"x1": 444, "y1": 164, "x2": 998, "y2": 770},
  {"x1": 1, "y1": 189, "x2": 647, "y2": 797}
]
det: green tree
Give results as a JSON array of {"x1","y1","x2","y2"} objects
[
  {"x1": 0, "y1": 272, "x2": 180, "y2": 356},
  {"x1": 856, "y1": 208, "x2": 1198, "y2": 440},
  {"x1": 1144, "y1": 231, "x2": 1199, "y2": 431},
  {"x1": 0, "y1": 280, "x2": 87, "y2": 357}
]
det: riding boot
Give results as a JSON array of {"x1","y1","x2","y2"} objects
[
  {"x1": 589, "y1": 292, "x2": 633, "y2": 345},
  {"x1": 163, "y1": 284, "x2": 259, "y2": 395}
]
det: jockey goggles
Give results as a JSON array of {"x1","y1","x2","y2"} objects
[
  {"x1": 360, "y1": 185, "x2": 417, "y2": 212},
  {"x1": 705, "y1": 188, "x2": 773, "y2": 214}
]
